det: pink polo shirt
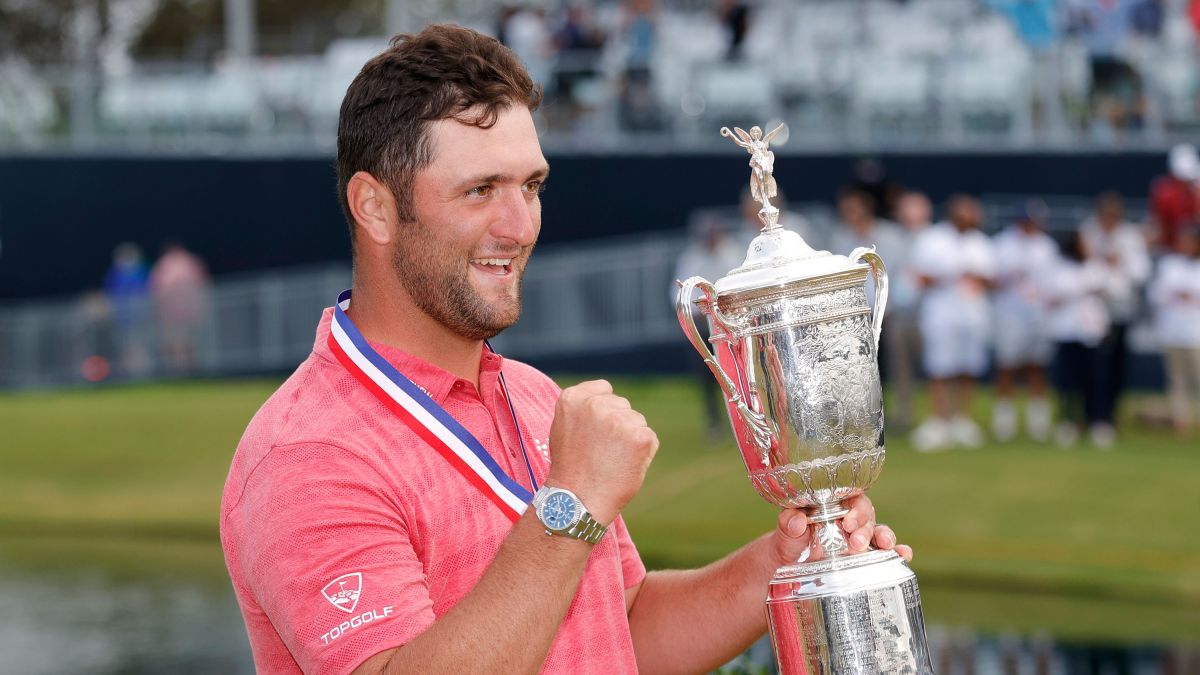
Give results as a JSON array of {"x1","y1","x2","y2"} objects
[{"x1": 221, "y1": 308, "x2": 646, "y2": 675}]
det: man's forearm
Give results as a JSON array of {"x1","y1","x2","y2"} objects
[
  {"x1": 366, "y1": 513, "x2": 592, "y2": 675},
  {"x1": 627, "y1": 533, "x2": 779, "y2": 675}
]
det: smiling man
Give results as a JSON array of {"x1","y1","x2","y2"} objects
[{"x1": 219, "y1": 24, "x2": 908, "y2": 675}]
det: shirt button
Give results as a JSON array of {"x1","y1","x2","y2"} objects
[{"x1": 453, "y1": 382, "x2": 464, "y2": 390}]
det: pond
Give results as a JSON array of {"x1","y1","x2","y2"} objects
[{"x1": 1, "y1": 536, "x2": 1196, "y2": 675}]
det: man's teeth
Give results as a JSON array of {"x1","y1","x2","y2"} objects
[{"x1": 472, "y1": 258, "x2": 512, "y2": 266}]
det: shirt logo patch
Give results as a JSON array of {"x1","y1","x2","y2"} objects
[
  {"x1": 321, "y1": 572, "x2": 362, "y2": 614},
  {"x1": 534, "y1": 438, "x2": 551, "y2": 463}
]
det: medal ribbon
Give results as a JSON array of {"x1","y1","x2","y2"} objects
[{"x1": 327, "y1": 290, "x2": 532, "y2": 522}]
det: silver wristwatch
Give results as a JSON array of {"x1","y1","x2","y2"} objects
[{"x1": 531, "y1": 486, "x2": 607, "y2": 544}]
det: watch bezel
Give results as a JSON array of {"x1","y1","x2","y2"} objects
[{"x1": 536, "y1": 487, "x2": 583, "y2": 532}]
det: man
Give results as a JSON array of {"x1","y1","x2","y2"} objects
[
  {"x1": 1148, "y1": 142, "x2": 1200, "y2": 254},
  {"x1": 1080, "y1": 191, "x2": 1151, "y2": 447},
  {"x1": 149, "y1": 240, "x2": 210, "y2": 374},
  {"x1": 220, "y1": 25, "x2": 906, "y2": 675},
  {"x1": 990, "y1": 198, "x2": 1058, "y2": 442},
  {"x1": 886, "y1": 190, "x2": 934, "y2": 431},
  {"x1": 909, "y1": 195, "x2": 996, "y2": 452}
]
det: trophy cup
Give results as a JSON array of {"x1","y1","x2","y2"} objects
[{"x1": 676, "y1": 124, "x2": 934, "y2": 674}]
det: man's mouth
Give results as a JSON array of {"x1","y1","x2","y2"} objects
[{"x1": 469, "y1": 257, "x2": 514, "y2": 276}]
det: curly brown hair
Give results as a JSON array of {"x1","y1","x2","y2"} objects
[{"x1": 335, "y1": 24, "x2": 543, "y2": 237}]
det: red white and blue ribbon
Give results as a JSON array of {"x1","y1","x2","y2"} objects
[{"x1": 327, "y1": 290, "x2": 532, "y2": 522}]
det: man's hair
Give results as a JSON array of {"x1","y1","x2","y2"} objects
[
  {"x1": 837, "y1": 187, "x2": 876, "y2": 214},
  {"x1": 335, "y1": 24, "x2": 543, "y2": 237}
]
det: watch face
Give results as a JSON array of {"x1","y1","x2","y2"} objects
[{"x1": 541, "y1": 491, "x2": 579, "y2": 530}]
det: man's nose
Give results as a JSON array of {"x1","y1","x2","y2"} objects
[{"x1": 492, "y1": 187, "x2": 539, "y2": 246}]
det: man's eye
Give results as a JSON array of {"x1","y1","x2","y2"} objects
[
  {"x1": 523, "y1": 180, "x2": 545, "y2": 195},
  {"x1": 467, "y1": 185, "x2": 493, "y2": 198}
]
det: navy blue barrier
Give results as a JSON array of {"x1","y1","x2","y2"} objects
[{"x1": 0, "y1": 150, "x2": 1168, "y2": 301}]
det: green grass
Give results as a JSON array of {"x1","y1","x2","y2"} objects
[{"x1": 1, "y1": 377, "x2": 1197, "y2": 643}]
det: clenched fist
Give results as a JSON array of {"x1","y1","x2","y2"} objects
[{"x1": 545, "y1": 380, "x2": 659, "y2": 526}]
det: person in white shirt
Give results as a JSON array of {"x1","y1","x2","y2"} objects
[
  {"x1": 1079, "y1": 191, "x2": 1151, "y2": 447},
  {"x1": 883, "y1": 191, "x2": 934, "y2": 431},
  {"x1": 1148, "y1": 226, "x2": 1200, "y2": 434},
  {"x1": 909, "y1": 195, "x2": 996, "y2": 451},
  {"x1": 990, "y1": 199, "x2": 1059, "y2": 442},
  {"x1": 674, "y1": 215, "x2": 746, "y2": 440},
  {"x1": 1043, "y1": 231, "x2": 1112, "y2": 447},
  {"x1": 829, "y1": 188, "x2": 907, "y2": 309}
]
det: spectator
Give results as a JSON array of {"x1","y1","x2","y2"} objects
[
  {"x1": 502, "y1": 5, "x2": 554, "y2": 91},
  {"x1": 149, "y1": 241, "x2": 210, "y2": 375},
  {"x1": 1068, "y1": 0, "x2": 1144, "y2": 134},
  {"x1": 909, "y1": 195, "x2": 996, "y2": 452},
  {"x1": 550, "y1": 3, "x2": 607, "y2": 131},
  {"x1": 1149, "y1": 226, "x2": 1200, "y2": 434},
  {"x1": 103, "y1": 242, "x2": 150, "y2": 377},
  {"x1": 991, "y1": 198, "x2": 1059, "y2": 442},
  {"x1": 1080, "y1": 191, "x2": 1151, "y2": 446},
  {"x1": 674, "y1": 216, "x2": 745, "y2": 441},
  {"x1": 885, "y1": 190, "x2": 934, "y2": 431},
  {"x1": 986, "y1": 0, "x2": 1066, "y2": 136},
  {"x1": 1148, "y1": 143, "x2": 1200, "y2": 254},
  {"x1": 616, "y1": 0, "x2": 663, "y2": 131},
  {"x1": 830, "y1": 188, "x2": 906, "y2": 305},
  {"x1": 848, "y1": 158, "x2": 902, "y2": 221},
  {"x1": 1043, "y1": 231, "x2": 1112, "y2": 447},
  {"x1": 715, "y1": 0, "x2": 751, "y2": 61}
]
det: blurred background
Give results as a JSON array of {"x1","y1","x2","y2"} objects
[{"x1": 1, "y1": 0, "x2": 1198, "y2": 673}]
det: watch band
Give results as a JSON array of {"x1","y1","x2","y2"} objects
[{"x1": 564, "y1": 511, "x2": 607, "y2": 544}]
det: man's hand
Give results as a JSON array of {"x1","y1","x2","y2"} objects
[
  {"x1": 769, "y1": 494, "x2": 913, "y2": 568},
  {"x1": 545, "y1": 380, "x2": 660, "y2": 525}
]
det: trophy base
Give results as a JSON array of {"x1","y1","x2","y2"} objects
[{"x1": 766, "y1": 549, "x2": 934, "y2": 675}]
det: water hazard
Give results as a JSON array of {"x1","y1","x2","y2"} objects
[{"x1": 1, "y1": 538, "x2": 1195, "y2": 675}]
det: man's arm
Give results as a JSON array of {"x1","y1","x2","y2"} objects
[
  {"x1": 354, "y1": 379, "x2": 659, "y2": 675},
  {"x1": 624, "y1": 496, "x2": 911, "y2": 675}
]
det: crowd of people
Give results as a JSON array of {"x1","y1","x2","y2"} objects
[
  {"x1": 486, "y1": 0, "x2": 1200, "y2": 143},
  {"x1": 676, "y1": 145, "x2": 1200, "y2": 450},
  {"x1": 495, "y1": 0, "x2": 750, "y2": 134}
]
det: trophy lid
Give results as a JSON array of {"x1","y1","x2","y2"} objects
[
  {"x1": 713, "y1": 124, "x2": 867, "y2": 296},
  {"x1": 714, "y1": 226, "x2": 865, "y2": 295}
]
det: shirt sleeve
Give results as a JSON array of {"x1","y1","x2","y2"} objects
[
  {"x1": 610, "y1": 515, "x2": 647, "y2": 590},
  {"x1": 230, "y1": 442, "x2": 434, "y2": 675}
]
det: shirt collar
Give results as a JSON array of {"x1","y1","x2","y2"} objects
[{"x1": 313, "y1": 307, "x2": 505, "y2": 405}]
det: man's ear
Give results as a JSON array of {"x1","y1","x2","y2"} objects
[{"x1": 347, "y1": 171, "x2": 397, "y2": 246}]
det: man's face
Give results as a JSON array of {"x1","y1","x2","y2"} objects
[
  {"x1": 950, "y1": 201, "x2": 981, "y2": 231},
  {"x1": 396, "y1": 106, "x2": 547, "y2": 340},
  {"x1": 839, "y1": 197, "x2": 871, "y2": 228}
]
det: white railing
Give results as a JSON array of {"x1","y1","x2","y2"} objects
[{"x1": 0, "y1": 234, "x2": 692, "y2": 389}]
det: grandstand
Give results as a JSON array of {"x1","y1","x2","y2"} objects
[{"x1": 0, "y1": 0, "x2": 1197, "y2": 152}]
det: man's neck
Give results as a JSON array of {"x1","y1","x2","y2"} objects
[{"x1": 346, "y1": 280, "x2": 484, "y2": 387}]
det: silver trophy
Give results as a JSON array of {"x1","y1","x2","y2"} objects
[{"x1": 676, "y1": 124, "x2": 933, "y2": 674}]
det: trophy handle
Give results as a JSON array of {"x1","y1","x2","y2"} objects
[
  {"x1": 675, "y1": 277, "x2": 772, "y2": 449},
  {"x1": 849, "y1": 247, "x2": 888, "y2": 350}
]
